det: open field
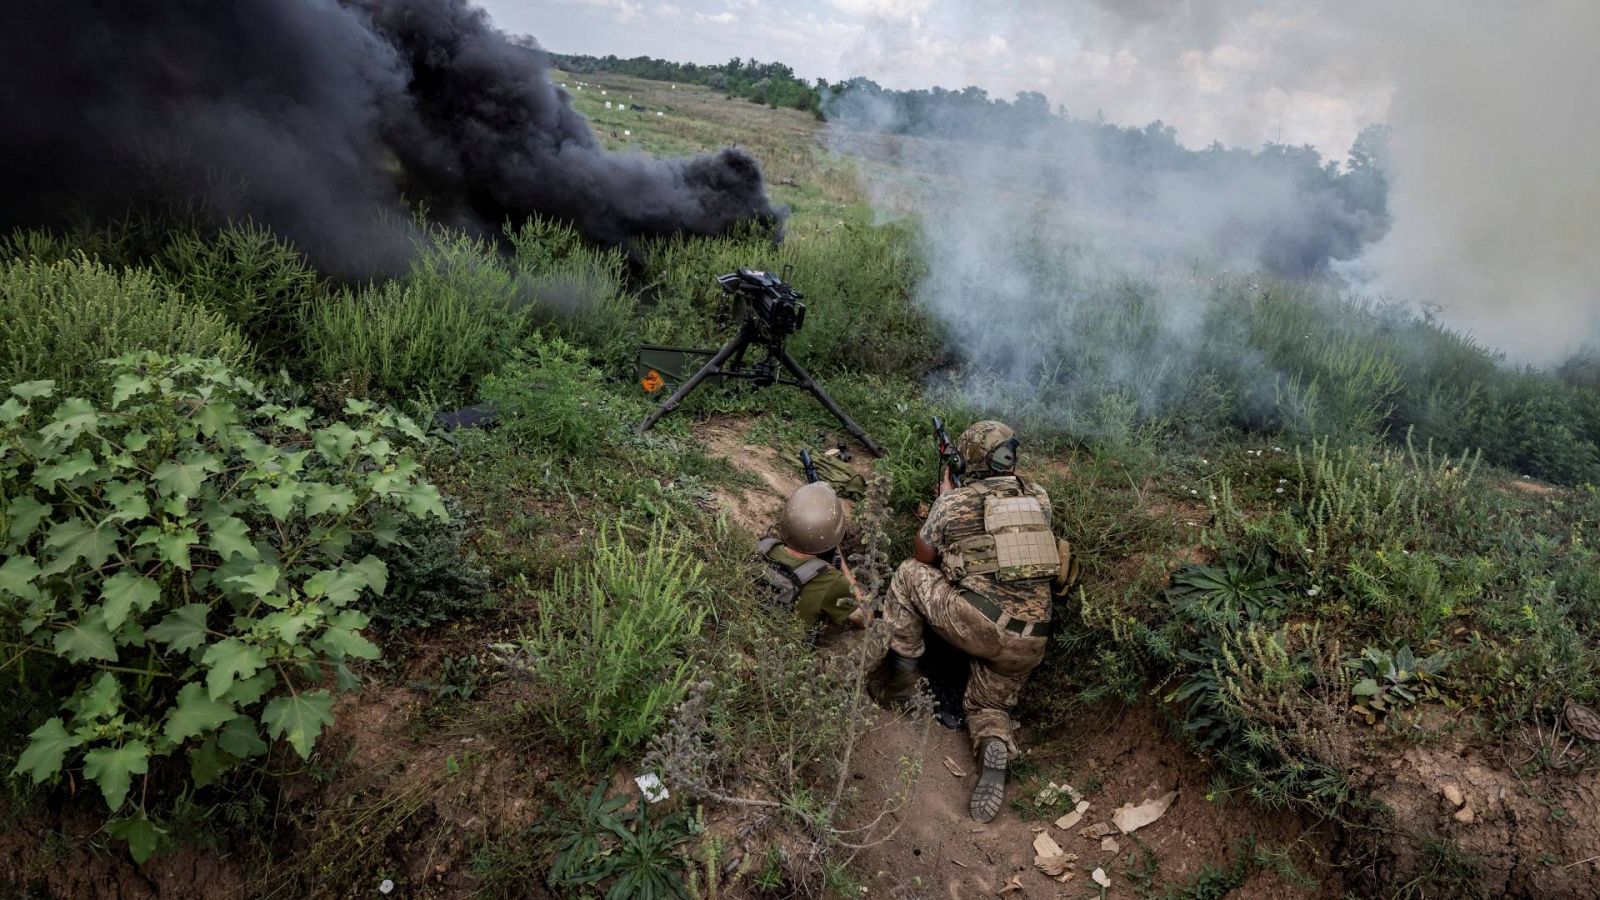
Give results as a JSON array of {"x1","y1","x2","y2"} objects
[{"x1": 4, "y1": 70, "x2": 1600, "y2": 900}]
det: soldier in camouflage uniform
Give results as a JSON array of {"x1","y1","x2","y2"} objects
[{"x1": 878, "y1": 420, "x2": 1074, "y2": 823}]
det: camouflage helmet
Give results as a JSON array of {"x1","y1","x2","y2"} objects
[
  {"x1": 778, "y1": 482, "x2": 845, "y2": 555},
  {"x1": 958, "y1": 420, "x2": 1019, "y2": 476}
]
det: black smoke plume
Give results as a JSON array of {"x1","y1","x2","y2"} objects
[{"x1": 0, "y1": 0, "x2": 782, "y2": 276}]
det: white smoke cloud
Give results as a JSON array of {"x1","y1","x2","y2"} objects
[
  {"x1": 1339, "y1": 1, "x2": 1600, "y2": 363},
  {"x1": 834, "y1": 0, "x2": 1600, "y2": 364}
]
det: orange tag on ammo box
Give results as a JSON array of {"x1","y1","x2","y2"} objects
[{"x1": 640, "y1": 369, "x2": 665, "y2": 393}]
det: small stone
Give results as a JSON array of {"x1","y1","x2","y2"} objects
[
  {"x1": 1101, "y1": 837, "x2": 1120, "y2": 852},
  {"x1": 1442, "y1": 784, "x2": 1465, "y2": 808},
  {"x1": 1454, "y1": 807, "x2": 1476, "y2": 824},
  {"x1": 1092, "y1": 867, "x2": 1112, "y2": 888}
]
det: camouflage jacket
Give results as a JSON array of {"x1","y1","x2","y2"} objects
[{"x1": 919, "y1": 475, "x2": 1054, "y2": 622}]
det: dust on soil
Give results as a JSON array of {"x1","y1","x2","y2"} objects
[
  {"x1": 1363, "y1": 741, "x2": 1600, "y2": 899},
  {"x1": 840, "y1": 705, "x2": 1338, "y2": 899}
]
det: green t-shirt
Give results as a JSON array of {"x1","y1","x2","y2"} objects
[{"x1": 764, "y1": 542, "x2": 856, "y2": 625}]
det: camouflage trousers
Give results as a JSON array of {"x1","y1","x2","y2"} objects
[{"x1": 884, "y1": 560, "x2": 1048, "y2": 754}]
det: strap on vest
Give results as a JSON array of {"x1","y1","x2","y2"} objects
[
  {"x1": 792, "y1": 558, "x2": 830, "y2": 585},
  {"x1": 762, "y1": 537, "x2": 831, "y2": 587}
]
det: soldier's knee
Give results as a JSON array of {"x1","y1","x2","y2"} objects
[{"x1": 889, "y1": 559, "x2": 921, "y2": 594}]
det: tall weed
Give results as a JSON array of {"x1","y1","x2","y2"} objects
[
  {"x1": 157, "y1": 221, "x2": 322, "y2": 361},
  {"x1": 480, "y1": 332, "x2": 628, "y2": 455},
  {"x1": 0, "y1": 255, "x2": 249, "y2": 394},
  {"x1": 505, "y1": 217, "x2": 634, "y2": 365},
  {"x1": 302, "y1": 233, "x2": 525, "y2": 400},
  {"x1": 495, "y1": 520, "x2": 707, "y2": 766}
]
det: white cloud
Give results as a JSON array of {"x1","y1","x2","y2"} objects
[
  {"x1": 695, "y1": 10, "x2": 737, "y2": 23},
  {"x1": 573, "y1": 0, "x2": 644, "y2": 24},
  {"x1": 827, "y1": 0, "x2": 934, "y2": 23}
]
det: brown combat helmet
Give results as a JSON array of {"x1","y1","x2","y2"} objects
[
  {"x1": 958, "y1": 420, "x2": 1019, "y2": 476},
  {"x1": 777, "y1": 482, "x2": 845, "y2": 555}
]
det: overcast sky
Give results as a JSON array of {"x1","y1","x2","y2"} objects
[{"x1": 478, "y1": 0, "x2": 1393, "y2": 159}]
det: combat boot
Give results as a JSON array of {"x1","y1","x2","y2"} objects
[
  {"x1": 969, "y1": 737, "x2": 1009, "y2": 823},
  {"x1": 870, "y1": 652, "x2": 922, "y2": 706}
]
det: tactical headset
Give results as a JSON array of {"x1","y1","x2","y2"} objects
[{"x1": 988, "y1": 436, "x2": 1020, "y2": 474}]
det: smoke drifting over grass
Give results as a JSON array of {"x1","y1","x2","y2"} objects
[
  {"x1": 0, "y1": 0, "x2": 781, "y2": 277},
  {"x1": 833, "y1": 0, "x2": 1599, "y2": 366},
  {"x1": 1340, "y1": 2, "x2": 1600, "y2": 364},
  {"x1": 824, "y1": 86, "x2": 1391, "y2": 437}
]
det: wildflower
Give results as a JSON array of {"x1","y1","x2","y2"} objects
[
  {"x1": 1209, "y1": 494, "x2": 1218, "y2": 501},
  {"x1": 1306, "y1": 586, "x2": 1321, "y2": 597},
  {"x1": 1189, "y1": 489, "x2": 1198, "y2": 495},
  {"x1": 1275, "y1": 487, "x2": 1284, "y2": 494},
  {"x1": 1304, "y1": 547, "x2": 1314, "y2": 554},
  {"x1": 1278, "y1": 478, "x2": 1287, "y2": 484}
]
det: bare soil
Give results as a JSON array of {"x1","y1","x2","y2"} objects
[
  {"x1": 696, "y1": 416, "x2": 1338, "y2": 898},
  {"x1": 1361, "y1": 741, "x2": 1600, "y2": 899},
  {"x1": 841, "y1": 705, "x2": 1338, "y2": 899},
  {"x1": 697, "y1": 416, "x2": 869, "y2": 536}
]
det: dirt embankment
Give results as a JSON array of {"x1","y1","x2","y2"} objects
[
  {"x1": 699, "y1": 416, "x2": 1600, "y2": 899},
  {"x1": 697, "y1": 417, "x2": 1338, "y2": 897},
  {"x1": 843, "y1": 705, "x2": 1338, "y2": 899}
]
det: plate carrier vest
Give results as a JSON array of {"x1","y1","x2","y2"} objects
[
  {"x1": 940, "y1": 477, "x2": 1059, "y2": 584},
  {"x1": 758, "y1": 536, "x2": 832, "y2": 607}
]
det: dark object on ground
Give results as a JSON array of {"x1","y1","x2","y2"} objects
[
  {"x1": 921, "y1": 630, "x2": 969, "y2": 731},
  {"x1": 836, "y1": 442, "x2": 853, "y2": 462},
  {"x1": 634, "y1": 267, "x2": 883, "y2": 456},
  {"x1": 435, "y1": 405, "x2": 500, "y2": 430}
]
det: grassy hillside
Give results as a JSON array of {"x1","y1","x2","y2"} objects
[{"x1": 2, "y1": 69, "x2": 1600, "y2": 899}]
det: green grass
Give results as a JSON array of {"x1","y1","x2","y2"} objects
[
  {"x1": 0, "y1": 253, "x2": 251, "y2": 394},
  {"x1": 3, "y1": 63, "x2": 1599, "y2": 899}
]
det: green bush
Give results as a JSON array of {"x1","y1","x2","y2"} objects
[
  {"x1": 505, "y1": 217, "x2": 634, "y2": 367},
  {"x1": 0, "y1": 256, "x2": 250, "y2": 396},
  {"x1": 157, "y1": 222, "x2": 322, "y2": 361},
  {"x1": 357, "y1": 505, "x2": 490, "y2": 632},
  {"x1": 493, "y1": 520, "x2": 706, "y2": 766},
  {"x1": 0, "y1": 354, "x2": 447, "y2": 861},
  {"x1": 479, "y1": 333, "x2": 627, "y2": 455},
  {"x1": 301, "y1": 232, "x2": 527, "y2": 400}
]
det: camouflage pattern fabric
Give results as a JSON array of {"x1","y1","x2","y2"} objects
[
  {"x1": 958, "y1": 420, "x2": 1016, "y2": 476},
  {"x1": 919, "y1": 475, "x2": 1055, "y2": 621},
  {"x1": 884, "y1": 560, "x2": 1047, "y2": 753}
]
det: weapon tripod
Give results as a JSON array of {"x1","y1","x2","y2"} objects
[{"x1": 635, "y1": 317, "x2": 884, "y2": 457}]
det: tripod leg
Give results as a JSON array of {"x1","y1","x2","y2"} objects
[
  {"x1": 774, "y1": 346, "x2": 886, "y2": 457},
  {"x1": 636, "y1": 328, "x2": 751, "y2": 434}
]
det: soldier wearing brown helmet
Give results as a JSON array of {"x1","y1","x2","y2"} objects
[
  {"x1": 759, "y1": 482, "x2": 872, "y2": 632},
  {"x1": 877, "y1": 420, "x2": 1075, "y2": 823}
]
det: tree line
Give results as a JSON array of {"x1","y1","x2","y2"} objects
[{"x1": 551, "y1": 53, "x2": 826, "y2": 116}]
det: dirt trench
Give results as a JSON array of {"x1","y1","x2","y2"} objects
[
  {"x1": 695, "y1": 416, "x2": 1600, "y2": 899},
  {"x1": 696, "y1": 416, "x2": 1338, "y2": 898}
]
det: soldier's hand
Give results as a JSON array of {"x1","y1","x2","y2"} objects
[{"x1": 938, "y1": 467, "x2": 955, "y2": 496}]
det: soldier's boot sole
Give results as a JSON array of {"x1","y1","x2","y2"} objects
[{"x1": 969, "y1": 738, "x2": 1009, "y2": 823}]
